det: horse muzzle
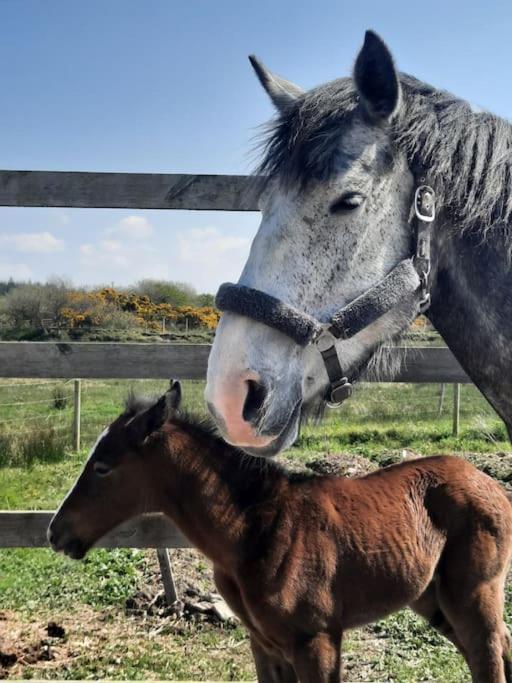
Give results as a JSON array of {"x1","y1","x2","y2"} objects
[
  {"x1": 48, "y1": 517, "x2": 90, "y2": 560},
  {"x1": 206, "y1": 366, "x2": 303, "y2": 455}
]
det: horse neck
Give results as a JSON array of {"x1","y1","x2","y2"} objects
[
  {"x1": 429, "y1": 222, "x2": 512, "y2": 435},
  {"x1": 155, "y1": 424, "x2": 287, "y2": 567}
]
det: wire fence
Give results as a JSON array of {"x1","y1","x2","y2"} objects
[{"x1": 0, "y1": 377, "x2": 507, "y2": 461}]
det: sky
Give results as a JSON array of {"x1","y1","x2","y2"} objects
[{"x1": 1, "y1": 0, "x2": 512, "y2": 293}]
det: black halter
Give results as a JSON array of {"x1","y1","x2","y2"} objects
[{"x1": 216, "y1": 185, "x2": 436, "y2": 406}]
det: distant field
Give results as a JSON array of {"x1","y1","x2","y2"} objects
[{"x1": 1, "y1": 377, "x2": 511, "y2": 680}]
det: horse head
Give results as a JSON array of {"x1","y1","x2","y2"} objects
[{"x1": 206, "y1": 31, "x2": 418, "y2": 455}]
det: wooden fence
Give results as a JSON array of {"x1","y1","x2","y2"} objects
[{"x1": 0, "y1": 170, "x2": 472, "y2": 556}]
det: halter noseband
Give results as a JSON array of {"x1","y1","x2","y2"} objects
[{"x1": 216, "y1": 185, "x2": 436, "y2": 406}]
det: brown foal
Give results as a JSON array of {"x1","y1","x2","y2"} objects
[{"x1": 49, "y1": 382, "x2": 512, "y2": 682}]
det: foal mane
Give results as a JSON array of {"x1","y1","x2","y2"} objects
[
  {"x1": 257, "y1": 73, "x2": 512, "y2": 240},
  {"x1": 123, "y1": 392, "x2": 310, "y2": 483}
]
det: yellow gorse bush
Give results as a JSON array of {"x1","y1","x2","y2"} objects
[{"x1": 57, "y1": 288, "x2": 220, "y2": 331}]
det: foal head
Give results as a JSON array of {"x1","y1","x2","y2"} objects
[
  {"x1": 48, "y1": 382, "x2": 182, "y2": 559},
  {"x1": 206, "y1": 31, "x2": 416, "y2": 456}
]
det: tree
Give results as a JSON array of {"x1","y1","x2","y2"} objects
[
  {"x1": 0, "y1": 278, "x2": 18, "y2": 296},
  {"x1": 196, "y1": 293, "x2": 215, "y2": 307},
  {"x1": 1, "y1": 280, "x2": 70, "y2": 328},
  {"x1": 135, "y1": 279, "x2": 197, "y2": 306}
]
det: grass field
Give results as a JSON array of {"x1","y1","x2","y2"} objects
[{"x1": 1, "y1": 377, "x2": 512, "y2": 680}]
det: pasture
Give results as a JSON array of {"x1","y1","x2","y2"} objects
[{"x1": 1, "y1": 377, "x2": 511, "y2": 680}]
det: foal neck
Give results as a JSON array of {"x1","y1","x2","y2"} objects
[{"x1": 156, "y1": 416, "x2": 289, "y2": 567}]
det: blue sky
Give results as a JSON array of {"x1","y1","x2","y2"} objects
[{"x1": 1, "y1": 0, "x2": 512, "y2": 292}]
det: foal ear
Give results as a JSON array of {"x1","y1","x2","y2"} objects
[
  {"x1": 353, "y1": 30, "x2": 401, "y2": 122},
  {"x1": 129, "y1": 394, "x2": 168, "y2": 442},
  {"x1": 166, "y1": 380, "x2": 182, "y2": 414},
  {"x1": 249, "y1": 55, "x2": 304, "y2": 111}
]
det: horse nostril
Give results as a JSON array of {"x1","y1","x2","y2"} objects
[{"x1": 242, "y1": 379, "x2": 268, "y2": 425}]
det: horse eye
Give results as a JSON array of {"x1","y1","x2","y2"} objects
[
  {"x1": 330, "y1": 192, "x2": 365, "y2": 214},
  {"x1": 93, "y1": 462, "x2": 113, "y2": 477}
]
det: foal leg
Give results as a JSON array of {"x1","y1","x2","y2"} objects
[
  {"x1": 437, "y1": 575, "x2": 509, "y2": 683},
  {"x1": 502, "y1": 625, "x2": 512, "y2": 683},
  {"x1": 250, "y1": 637, "x2": 297, "y2": 683},
  {"x1": 291, "y1": 631, "x2": 342, "y2": 682},
  {"x1": 410, "y1": 581, "x2": 465, "y2": 654}
]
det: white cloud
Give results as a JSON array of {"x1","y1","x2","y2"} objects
[
  {"x1": 77, "y1": 224, "x2": 251, "y2": 291},
  {"x1": 79, "y1": 244, "x2": 94, "y2": 257},
  {"x1": 78, "y1": 238, "x2": 168, "y2": 280},
  {"x1": 0, "y1": 262, "x2": 33, "y2": 280},
  {"x1": 179, "y1": 227, "x2": 249, "y2": 262},
  {"x1": 0, "y1": 231, "x2": 65, "y2": 253},
  {"x1": 106, "y1": 216, "x2": 154, "y2": 240},
  {"x1": 177, "y1": 226, "x2": 250, "y2": 291}
]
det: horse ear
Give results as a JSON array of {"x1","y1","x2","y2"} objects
[
  {"x1": 249, "y1": 55, "x2": 304, "y2": 111},
  {"x1": 353, "y1": 30, "x2": 401, "y2": 122},
  {"x1": 166, "y1": 380, "x2": 182, "y2": 414}
]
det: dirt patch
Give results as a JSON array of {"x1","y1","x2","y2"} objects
[
  {"x1": 0, "y1": 613, "x2": 68, "y2": 678},
  {"x1": 306, "y1": 452, "x2": 378, "y2": 477},
  {"x1": 0, "y1": 602, "x2": 251, "y2": 680},
  {"x1": 463, "y1": 451, "x2": 512, "y2": 490}
]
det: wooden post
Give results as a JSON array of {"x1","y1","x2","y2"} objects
[
  {"x1": 452, "y1": 383, "x2": 460, "y2": 437},
  {"x1": 437, "y1": 383, "x2": 446, "y2": 416},
  {"x1": 156, "y1": 548, "x2": 178, "y2": 605},
  {"x1": 72, "y1": 379, "x2": 81, "y2": 451}
]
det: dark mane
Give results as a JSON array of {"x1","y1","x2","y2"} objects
[
  {"x1": 171, "y1": 408, "x2": 310, "y2": 482},
  {"x1": 257, "y1": 73, "x2": 512, "y2": 236},
  {"x1": 124, "y1": 392, "x2": 310, "y2": 482}
]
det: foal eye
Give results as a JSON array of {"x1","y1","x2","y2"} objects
[
  {"x1": 93, "y1": 462, "x2": 113, "y2": 477},
  {"x1": 330, "y1": 192, "x2": 365, "y2": 214}
]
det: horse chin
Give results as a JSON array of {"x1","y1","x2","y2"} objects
[
  {"x1": 242, "y1": 399, "x2": 302, "y2": 457},
  {"x1": 61, "y1": 538, "x2": 90, "y2": 561}
]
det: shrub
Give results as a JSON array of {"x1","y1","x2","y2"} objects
[
  {"x1": 1, "y1": 279, "x2": 70, "y2": 328},
  {"x1": 196, "y1": 292, "x2": 215, "y2": 307},
  {"x1": 135, "y1": 279, "x2": 197, "y2": 306},
  {"x1": 0, "y1": 424, "x2": 67, "y2": 468},
  {"x1": 52, "y1": 384, "x2": 68, "y2": 410}
]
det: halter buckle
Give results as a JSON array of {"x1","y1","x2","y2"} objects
[
  {"x1": 419, "y1": 292, "x2": 431, "y2": 313},
  {"x1": 328, "y1": 377, "x2": 353, "y2": 408},
  {"x1": 314, "y1": 328, "x2": 337, "y2": 353},
  {"x1": 415, "y1": 185, "x2": 436, "y2": 223}
]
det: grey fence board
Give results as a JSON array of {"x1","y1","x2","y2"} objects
[
  {"x1": 0, "y1": 170, "x2": 260, "y2": 210},
  {"x1": 0, "y1": 342, "x2": 470, "y2": 382},
  {"x1": 0, "y1": 511, "x2": 189, "y2": 548},
  {"x1": 0, "y1": 342, "x2": 211, "y2": 379}
]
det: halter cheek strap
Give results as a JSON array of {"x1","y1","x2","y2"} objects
[{"x1": 216, "y1": 185, "x2": 436, "y2": 406}]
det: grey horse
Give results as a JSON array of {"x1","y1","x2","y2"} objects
[{"x1": 206, "y1": 30, "x2": 512, "y2": 457}]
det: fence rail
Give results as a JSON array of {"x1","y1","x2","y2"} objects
[
  {"x1": 0, "y1": 170, "x2": 259, "y2": 210},
  {"x1": 0, "y1": 343, "x2": 470, "y2": 382},
  {"x1": 0, "y1": 511, "x2": 189, "y2": 548}
]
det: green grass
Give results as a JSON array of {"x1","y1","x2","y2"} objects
[
  {"x1": 0, "y1": 548, "x2": 146, "y2": 611},
  {"x1": 1, "y1": 377, "x2": 512, "y2": 680}
]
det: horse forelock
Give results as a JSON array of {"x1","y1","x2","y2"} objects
[{"x1": 256, "y1": 73, "x2": 512, "y2": 244}]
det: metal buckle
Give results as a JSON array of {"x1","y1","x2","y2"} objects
[
  {"x1": 418, "y1": 292, "x2": 431, "y2": 313},
  {"x1": 328, "y1": 378, "x2": 353, "y2": 408},
  {"x1": 415, "y1": 185, "x2": 436, "y2": 223},
  {"x1": 314, "y1": 328, "x2": 337, "y2": 353}
]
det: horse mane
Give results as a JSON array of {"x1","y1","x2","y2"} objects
[
  {"x1": 257, "y1": 73, "x2": 512, "y2": 237},
  {"x1": 123, "y1": 392, "x2": 311, "y2": 482}
]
